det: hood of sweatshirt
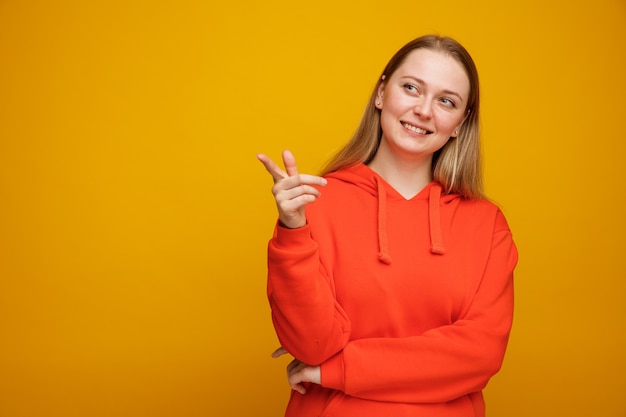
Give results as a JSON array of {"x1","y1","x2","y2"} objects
[{"x1": 325, "y1": 163, "x2": 461, "y2": 264}]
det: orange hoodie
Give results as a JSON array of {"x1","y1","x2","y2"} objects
[{"x1": 267, "y1": 163, "x2": 518, "y2": 417}]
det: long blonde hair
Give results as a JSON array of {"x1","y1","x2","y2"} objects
[{"x1": 321, "y1": 35, "x2": 483, "y2": 199}]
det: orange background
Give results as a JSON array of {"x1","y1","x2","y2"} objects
[{"x1": 1, "y1": 1, "x2": 625, "y2": 416}]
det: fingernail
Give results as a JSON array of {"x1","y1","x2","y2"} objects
[{"x1": 321, "y1": 178, "x2": 327, "y2": 186}]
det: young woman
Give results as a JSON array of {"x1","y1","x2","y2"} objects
[{"x1": 257, "y1": 35, "x2": 518, "y2": 417}]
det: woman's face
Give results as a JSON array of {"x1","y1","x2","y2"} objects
[{"x1": 376, "y1": 48, "x2": 470, "y2": 161}]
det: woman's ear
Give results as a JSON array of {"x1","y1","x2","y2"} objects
[
  {"x1": 375, "y1": 83, "x2": 385, "y2": 109},
  {"x1": 452, "y1": 110, "x2": 470, "y2": 137},
  {"x1": 452, "y1": 121, "x2": 464, "y2": 138}
]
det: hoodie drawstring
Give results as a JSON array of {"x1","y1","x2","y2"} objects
[
  {"x1": 429, "y1": 184, "x2": 446, "y2": 255},
  {"x1": 375, "y1": 179, "x2": 446, "y2": 264},
  {"x1": 375, "y1": 177, "x2": 393, "y2": 264}
]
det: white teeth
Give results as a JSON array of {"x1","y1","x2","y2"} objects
[{"x1": 402, "y1": 122, "x2": 429, "y2": 134}]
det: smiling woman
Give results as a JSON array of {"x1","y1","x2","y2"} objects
[
  {"x1": 371, "y1": 48, "x2": 470, "y2": 199},
  {"x1": 257, "y1": 34, "x2": 517, "y2": 417},
  {"x1": 322, "y1": 35, "x2": 483, "y2": 200}
]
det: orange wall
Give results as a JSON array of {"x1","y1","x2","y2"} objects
[{"x1": 1, "y1": 1, "x2": 624, "y2": 416}]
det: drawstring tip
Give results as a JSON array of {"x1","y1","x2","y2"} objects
[
  {"x1": 430, "y1": 244, "x2": 446, "y2": 255},
  {"x1": 378, "y1": 252, "x2": 393, "y2": 264}
]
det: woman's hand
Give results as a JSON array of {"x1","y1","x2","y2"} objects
[
  {"x1": 272, "y1": 347, "x2": 321, "y2": 395},
  {"x1": 257, "y1": 150, "x2": 327, "y2": 229}
]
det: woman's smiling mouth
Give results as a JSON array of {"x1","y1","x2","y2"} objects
[{"x1": 402, "y1": 122, "x2": 432, "y2": 135}]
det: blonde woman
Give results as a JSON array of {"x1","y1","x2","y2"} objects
[{"x1": 258, "y1": 35, "x2": 517, "y2": 417}]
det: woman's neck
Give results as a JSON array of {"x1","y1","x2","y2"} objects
[{"x1": 367, "y1": 147, "x2": 433, "y2": 199}]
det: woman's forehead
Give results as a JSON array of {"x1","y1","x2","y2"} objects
[{"x1": 393, "y1": 49, "x2": 470, "y2": 97}]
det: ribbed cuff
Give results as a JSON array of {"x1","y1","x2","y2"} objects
[
  {"x1": 273, "y1": 222, "x2": 314, "y2": 250},
  {"x1": 320, "y1": 351, "x2": 345, "y2": 392}
]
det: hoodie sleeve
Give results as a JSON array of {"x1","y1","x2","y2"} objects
[
  {"x1": 320, "y1": 209, "x2": 517, "y2": 403},
  {"x1": 267, "y1": 222, "x2": 352, "y2": 366}
]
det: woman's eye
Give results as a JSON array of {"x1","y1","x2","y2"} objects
[
  {"x1": 440, "y1": 97, "x2": 456, "y2": 108},
  {"x1": 403, "y1": 84, "x2": 418, "y2": 93}
]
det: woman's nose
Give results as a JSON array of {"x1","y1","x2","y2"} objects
[{"x1": 413, "y1": 99, "x2": 432, "y2": 119}]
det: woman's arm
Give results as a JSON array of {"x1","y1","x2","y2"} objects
[
  {"x1": 267, "y1": 223, "x2": 352, "y2": 365},
  {"x1": 318, "y1": 211, "x2": 517, "y2": 403},
  {"x1": 259, "y1": 150, "x2": 351, "y2": 365}
]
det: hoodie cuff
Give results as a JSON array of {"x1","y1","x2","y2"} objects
[
  {"x1": 320, "y1": 351, "x2": 345, "y2": 392},
  {"x1": 272, "y1": 221, "x2": 315, "y2": 250}
]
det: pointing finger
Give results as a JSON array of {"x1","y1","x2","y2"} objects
[
  {"x1": 282, "y1": 150, "x2": 299, "y2": 177},
  {"x1": 257, "y1": 153, "x2": 287, "y2": 183},
  {"x1": 258, "y1": 152, "x2": 327, "y2": 187}
]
